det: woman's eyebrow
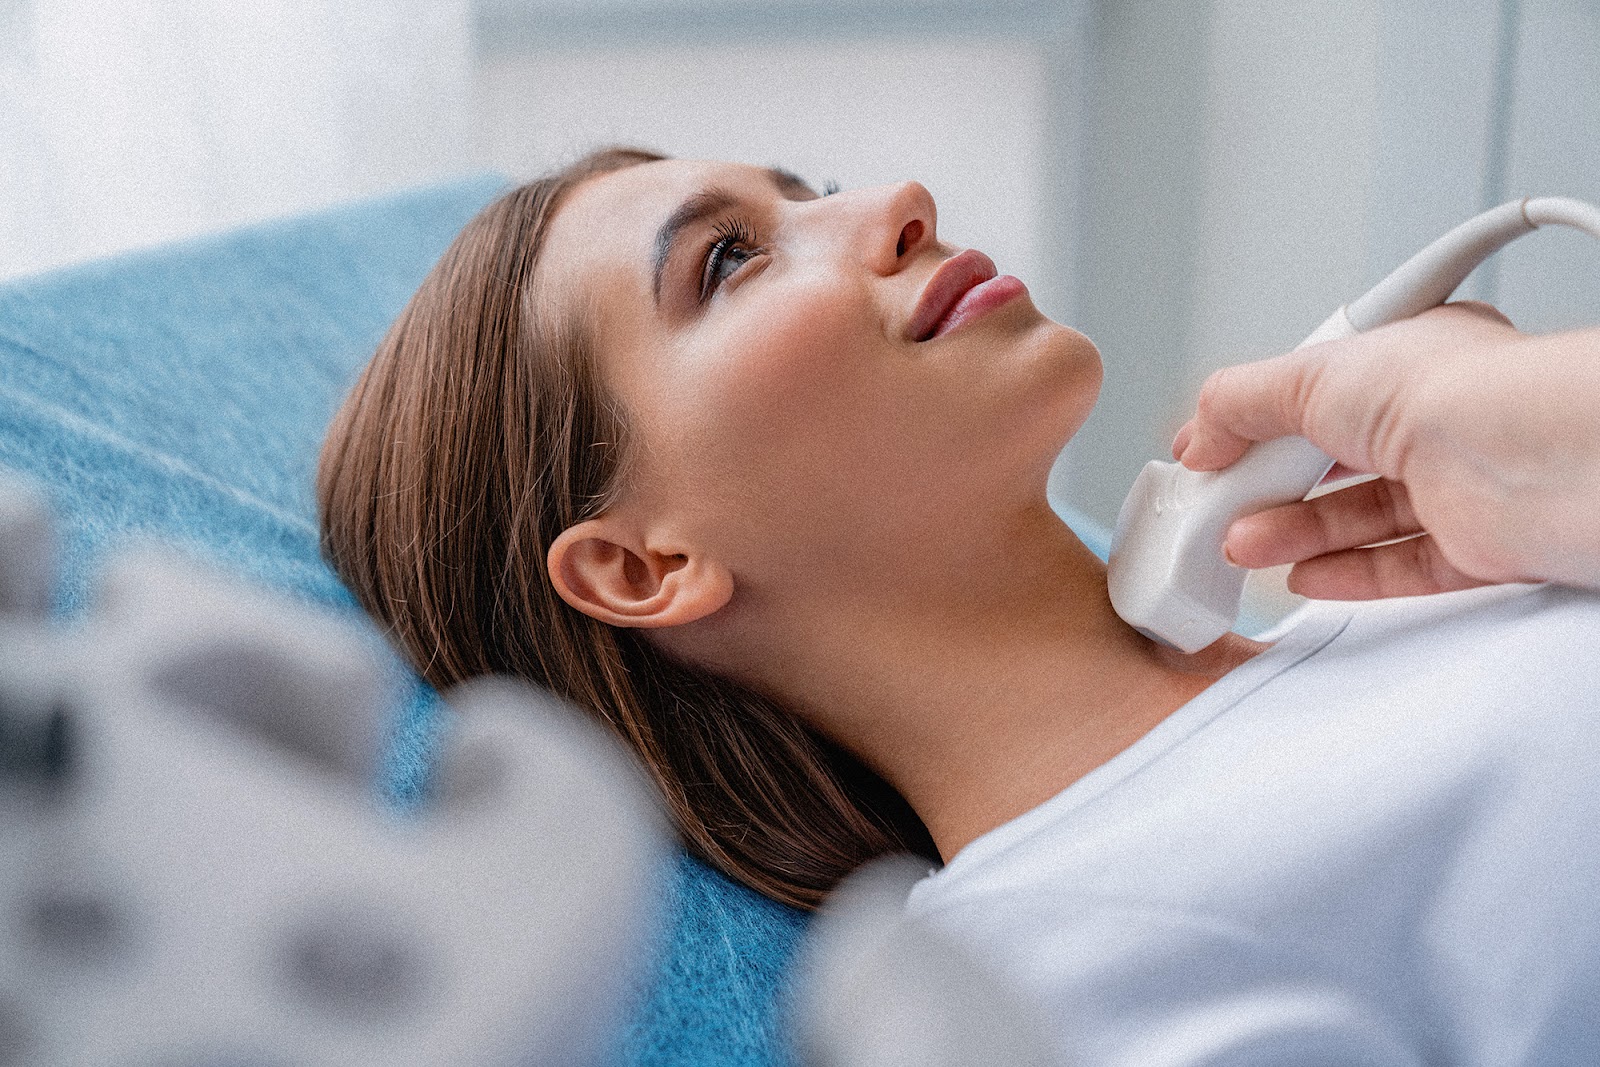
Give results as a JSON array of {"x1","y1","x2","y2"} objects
[
  {"x1": 765, "y1": 166, "x2": 819, "y2": 199},
  {"x1": 651, "y1": 169, "x2": 818, "y2": 306},
  {"x1": 652, "y1": 188, "x2": 736, "y2": 305}
]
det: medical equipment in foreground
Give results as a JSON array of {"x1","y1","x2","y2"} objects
[
  {"x1": 1108, "y1": 196, "x2": 1600, "y2": 653},
  {"x1": 0, "y1": 473, "x2": 671, "y2": 1066},
  {"x1": 790, "y1": 854, "x2": 1058, "y2": 1066}
]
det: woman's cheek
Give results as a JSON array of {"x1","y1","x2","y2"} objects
[{"x1": 754, "y1": 280, "x2": 875, "y2": 381}]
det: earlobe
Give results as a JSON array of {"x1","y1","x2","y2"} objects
[{"x1": 547, "y1": 520, "x2": 733, "y2": 629}]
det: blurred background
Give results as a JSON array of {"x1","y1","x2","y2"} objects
[{"x1": 2, "y1": 0, "x2": 1597, "y2": 531}]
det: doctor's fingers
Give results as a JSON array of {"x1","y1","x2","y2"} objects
[
  {"x1": 1223, "y1": 477, "x2": 1422, "y2": 569},
  {"x1": 1173, "y1": 346, "x2": 1366, "y2": 473},
  {"x1": 1284, "y1": 533, "x2": 1495, "y2": 601},
  {"x1": 1173, "y1": 303, "x2": 1520, "y2": 475}
]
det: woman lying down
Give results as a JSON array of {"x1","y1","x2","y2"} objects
[{"x1": 317, "y1": 148, "x2": 1599, "y2": 1064}]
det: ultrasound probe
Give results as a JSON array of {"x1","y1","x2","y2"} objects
[{"x1": 1107, "y1": 196, "x2": 1600, "y2": 653}]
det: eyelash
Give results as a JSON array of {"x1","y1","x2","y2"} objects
[
  {"x1": 696, "y1": 182, "x2": 838, "y2": 303},
  {"x1": 699, "y1": 217, "x2": 763, "y2": 303}
]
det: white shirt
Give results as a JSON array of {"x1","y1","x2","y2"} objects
[{"x1": 905, "y1": 584, "x2": 1600, "y2": 1065}]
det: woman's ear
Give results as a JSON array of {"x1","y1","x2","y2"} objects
[{"x1": 547, "y1": 519, "x2": 733, "y2": 629}]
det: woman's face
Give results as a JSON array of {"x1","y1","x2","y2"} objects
[{"x1": 536, "y1": 158, "x2": 1102, "y2": 597}]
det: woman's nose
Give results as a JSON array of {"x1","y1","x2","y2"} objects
[{"x1": 856, "y1": 180, "x2": 938, "y2": 275}]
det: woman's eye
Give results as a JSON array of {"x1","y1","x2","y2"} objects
[
  {"x1": 710, "y1": 243, "x2": 755, "y2": 286},
  {"x1": 699, "y1": 221, "x2": 763, "y2": 302}
]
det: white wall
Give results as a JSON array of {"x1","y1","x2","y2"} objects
[
  {"x1": 0, "y1": 0, "x2": 474, "y2": 282},
  {"x1": 1186, "y1": 0, "x2": 1383, "y2": 383},
  {"x1": 1495, "y1": 0, "x2": 1600, "y2": 332}
]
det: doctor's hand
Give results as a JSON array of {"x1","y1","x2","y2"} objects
[{"x1": 1169, "y1": 303, "x2": 1600, "y2": 600}]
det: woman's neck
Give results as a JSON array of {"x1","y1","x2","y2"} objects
[{"x1": 690, "y1": 502, "x2": 1267, "y2": 862}]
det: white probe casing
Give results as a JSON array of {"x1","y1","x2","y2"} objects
[
  {"x1": 1107, "y1": 196, "x2": 1600, "y2": 652},
  {"x1": 1107, "y1": 309, "x2": 1354, "y2": 652}
]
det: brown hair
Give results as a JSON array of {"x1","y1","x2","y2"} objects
[{"x1": 317, "y1": 147, "x2": 937, "y2": 910}]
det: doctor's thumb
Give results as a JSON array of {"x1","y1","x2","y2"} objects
[{"x1": 1174, "y1": 353, "x2": 1322, "y2": 472}]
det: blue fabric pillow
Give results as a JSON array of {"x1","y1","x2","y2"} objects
[{"x1": 0, "y1": 178, "x2": 810, "y2": 1066}]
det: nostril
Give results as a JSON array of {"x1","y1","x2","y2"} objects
[{"x1": 896, "y1": 219, "x2": 924, "y2": 258}]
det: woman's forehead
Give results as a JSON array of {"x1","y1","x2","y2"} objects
[
  {"x1": 535, "y1": 158, "x2": 794, "y2": 316},
  {"x1": 536, "y1": 159, "x2": 725, "y2": 299},
  {"x1": 554, "y1": 159, "x2": 764, "y2": 252}
]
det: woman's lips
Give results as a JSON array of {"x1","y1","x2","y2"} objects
[
  {"x1": 908, "y1": 248, "x2": 1027, "y2": 341},
  {"x1": 930, "y1": 275, "x2": 1027, "y2": 339}
]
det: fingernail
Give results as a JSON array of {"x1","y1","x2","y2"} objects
[
  {"x1": 1171, "y1": 425, "x2": 1192, "y2": 461},
  {"x1": 1223, "y1": 519, "x2": 1253, "y2": 566}
]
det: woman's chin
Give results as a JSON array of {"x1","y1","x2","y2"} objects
[{"x1": 1032, "y1": 321, "x2": 1102, "y2": 433}]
